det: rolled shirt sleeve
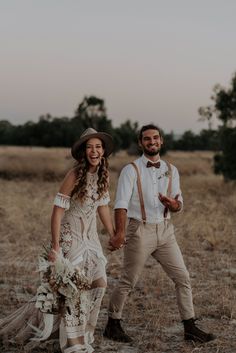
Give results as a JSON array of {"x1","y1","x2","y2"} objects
[{"x1": 114, "y1": 165, "x2": 135, "y2": 210}]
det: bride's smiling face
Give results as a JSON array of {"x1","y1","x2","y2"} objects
[{"x1": 85, "y1": 137, "x2": 104, "y2": 172}]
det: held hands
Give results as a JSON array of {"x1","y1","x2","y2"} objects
[
  {"x1": 108, "y1": 232, "x2": 126, "y2": 252},
  {"x1": 158, "y1": 193, "x2": 182, "y2": 212}
]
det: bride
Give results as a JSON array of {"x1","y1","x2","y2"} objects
[{"x1": 0, "y1": 128, "x2": 115, "y2": 353}]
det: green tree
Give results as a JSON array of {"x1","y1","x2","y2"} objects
[
  {"x1": 73, "y1": 96, "x2": 112, "y2": 131},
  {"x1": 72, "y1": 95, "x2": 118, "y2": 150},
  {"x1": 115, "y1": 120, "x2": 139, "y2": 150},
  {"x1": 214, "y1": 127, "x2": 236, "y2": 180},
  {"x1": 199, "y1": 72, "x2": 236, "y2": 179},
  {"x1": 0, "y1": 120, "x2": 14, "y2": 144},
  {"x1": 198, "y1": 106, "x2": 214, "y2": 130},
  {"x1": 174, "y1": 130, "x2": 198, "y2": 151}
]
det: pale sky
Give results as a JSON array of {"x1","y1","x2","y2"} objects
[{"x1": 1, "y1": 0, "x2": 236, "y2": 133}]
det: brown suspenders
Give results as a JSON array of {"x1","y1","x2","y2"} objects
[
  {"x1": 130, "y1": 160, "x2": 172, "y2": 223},
  {"x1": 130, "y1": 162, "x2": 147, "y2": 223},
  {"x1": 163, "y1": 160, "x2": 172, "y2": 218}
]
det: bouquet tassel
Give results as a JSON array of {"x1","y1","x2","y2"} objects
[{"x1": 29, "y1": 313, "x2": 54, "y2": 341}]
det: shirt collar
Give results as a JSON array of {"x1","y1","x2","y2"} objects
[{"x1": 141, "y1": 154, "x2": 161, "y2": 166}]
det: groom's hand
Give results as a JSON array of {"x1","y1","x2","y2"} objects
[
  {"x1": 158, "y1": 193, "x2": 182, "y2": 212},
  {"x1": 108, "y1": 232, "x2": 126, "y2": 251}
]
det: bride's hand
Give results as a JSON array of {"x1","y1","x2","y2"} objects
[{"x1": 48, "y1": 245, "x2": 60, "y2": 262}]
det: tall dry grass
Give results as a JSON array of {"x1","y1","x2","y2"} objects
[
  {"x1": 0, "y1": 146, "x2": 72, "y2": 180},
  {"x1": 0, "y1": 147, "x2": 236, "y2": 353}
]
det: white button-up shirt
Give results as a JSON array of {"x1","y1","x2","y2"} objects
[{"x1": 114, "y1": 154, "x2": 183, "y2": 224}]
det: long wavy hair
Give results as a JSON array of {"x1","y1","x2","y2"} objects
[{"x1": 71, "y1": 141, "x2": 109, "y2": 202}]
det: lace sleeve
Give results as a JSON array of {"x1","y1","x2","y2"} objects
[
  {"x1": 54, "y1": 193, "x2": 71, "y2": 210},
  {"x1": 97, "y1": 191, "x2": 110, "y2": 206}
]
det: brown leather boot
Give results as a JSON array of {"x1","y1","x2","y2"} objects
[
  {"x1": 183, "y1": 318, "x2": 216, "y2": 343},
  {"x1": 103, "y1": 317, "x2": 133, "y2": 343}
]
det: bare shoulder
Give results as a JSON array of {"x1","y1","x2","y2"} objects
[
  {"x1": 66, "y1": 168, "x2": 77, "y2": 180},
  {"x1": 58, "y1": 168, "x2": 77, "y2": 196}
]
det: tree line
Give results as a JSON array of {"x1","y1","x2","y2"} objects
[
  {"x1": 0, "y1": 96, "x2": 139, "y2": 152},
  {"x1": 0, "y1": 98, "x2": 220, "y2": 152},
  {"x1": 1, "y1": 72, "x2": 236, "y2": 179}
]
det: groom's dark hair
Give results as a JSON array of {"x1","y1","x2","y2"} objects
[{"x1": 138, "y1": 124, "x2": 163, "y2": 141}]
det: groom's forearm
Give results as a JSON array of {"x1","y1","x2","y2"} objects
[{"x1": 114, "y1": 208, "x2": 127, "y2": 239}]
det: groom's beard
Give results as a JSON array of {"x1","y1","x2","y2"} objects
[{"x1": 143, "y1": 146, "x2": 161, "y2": 156}]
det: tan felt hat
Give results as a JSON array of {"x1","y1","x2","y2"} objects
[{"x1": 71, "y1": 127, "x2": 114, "y2": 159}]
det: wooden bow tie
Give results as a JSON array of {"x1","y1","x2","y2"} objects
[{"x1": 146, "y1": 161, "x2": 160, "y2": 168}]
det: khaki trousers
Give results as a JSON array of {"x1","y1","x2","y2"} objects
[{"x1": 109, "y1": 218, "x2": 195, "y2": 321}]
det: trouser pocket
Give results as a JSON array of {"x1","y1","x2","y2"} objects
[{"x1": 126, "y1": 218, "x2": 142, "y2": 243}]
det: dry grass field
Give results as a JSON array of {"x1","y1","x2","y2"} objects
[{"x1": 0, "y1": 147, "x2": 236, "y2": 353}]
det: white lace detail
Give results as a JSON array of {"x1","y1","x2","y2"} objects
[
  {"x1": 54, "y1": 193, "x2": 71, "y2": 210},
  {"x1": 81, "y1": 174, "x2": 110, "y2": 215},
  {"x1": 60, "y1": 223, "x2": 72, "y2": 255},
  {"x1": 64, "y1": 291, "x2": 89, "y2": 331},
  {"x1": 97, "y1": 191, "x2": 110, "y2": 206}
]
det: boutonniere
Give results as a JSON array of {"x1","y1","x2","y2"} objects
[{"x1": 157, "y1": 170, "x2": 170, "y2": 180}]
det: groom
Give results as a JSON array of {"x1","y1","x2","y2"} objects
[{"x1": 104, "y1": 124, "x2": 215, "y2": 343}]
